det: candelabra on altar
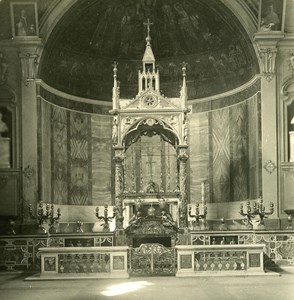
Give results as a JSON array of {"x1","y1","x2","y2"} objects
[
  {"x1": 239, "y1": 197, "x2": 274, "y2": 230},
  {"x1": 189, "y1": 181, "x2": 209, "y2": 230},
  {"x1": 48, "y1": 204, "x2": 61, "y2": 233},
  {"x1": 188, "y1": 202, "x2": 208, "y2": 230},
  {"x1": 28, "y1": 202, "x2": 50, "y2": 234},
  {"x1": 95, "y1": 205, "x2": 116, "y2": 232}
]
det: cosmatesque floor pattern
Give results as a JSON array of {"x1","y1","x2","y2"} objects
[{"x1": 0, "y1": 271, "x2": 293, "y2": 300}]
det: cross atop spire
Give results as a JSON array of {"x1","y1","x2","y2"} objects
[{"x1": 143, "y1": 18, "x2": 154, "y2": 43}]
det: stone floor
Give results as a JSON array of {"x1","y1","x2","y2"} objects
[{"x1": 0, "y1": 271, "x2": 294, "y2": 300}]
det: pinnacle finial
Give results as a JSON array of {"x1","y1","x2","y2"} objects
[
  {"x1": 144, "y1": 18, "x2": 154, "y2": 44},
  {"x1": 181, "y1": 62, "x2": 187, "y2": 77},
  {"x1": 112, "y1": 61, "x2": 118, "y2": 77}
]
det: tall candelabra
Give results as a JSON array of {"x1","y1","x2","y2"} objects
[
  {"x1": 96, "y1": 205, "x2": 116, "y2": 232},
  {"x1": 239, "y1": 197, "x2": 274, "y2": 230},
  {"x1": 28, "y1": 202, "x2": 50, "y2": 234},
  {"x1": 48, "y1": 204, "x2": 61, "y2": 233},
  {"x1": 188, "y1": 202, "x2": 208, "y2": 230},
  {"x1": 284, "y1": 209, "x2": 294, "y2": 230}
]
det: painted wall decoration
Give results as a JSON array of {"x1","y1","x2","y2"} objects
[
  {"x1": 189, "y1": 92, "x2": 261, "y2": 203},
  {"x1": 40, "y1": 0, "x2": 258, "y2": 101},
  {"x1": 40, "y1": 99, "x2": 112, "y2": 206},
  {"x1": 10, "y1": 1, "x2": 39, "y2": 37}
]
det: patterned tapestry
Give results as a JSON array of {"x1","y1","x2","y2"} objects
[
  {"x1": 91, "y1": 115, "x2": 112, "y2": 206},
  {"x1": 51, "y1": 106, "x2": 68, "y2": 204},
  {"x1": 189, "y1": 93, "x2": 260, "y2": 203},
  {"x1": 40, "y1": 100, "x2": 112, "y2": 206},
  {"x1": 68, "y1": 112, "x2": 91, "y2": 205},
  {"x1": 211, "y1": 108, "x2": 231, "y2": 203},
  {"x1": 189, "y1": 113, "x2": 210, "y2": 203}
]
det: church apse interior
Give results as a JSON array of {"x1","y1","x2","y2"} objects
[{"x1": 0, "y1": 0, "x2": 294, "y2": 281}]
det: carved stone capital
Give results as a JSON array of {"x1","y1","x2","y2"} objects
[
  {"x1": 13, "y1": 39, "x2": 42, "y2": 86},
  {"x1": 114, "y1": 151, "x2": 125, "y2": 163},
  {"x1": 177, "y1": 146, "x2": 189, "y2": 162},
  {"x1": 259, "y1": 48, "x2": 278, "y2": 81}
]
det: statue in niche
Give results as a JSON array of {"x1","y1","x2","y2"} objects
[
  {"x1": 112, "y1": 116, "x2": 118, "y2": 145},
  {"x1": 0, "y1": 111, "x2": 8, "y2": 137},
  {"x1": 0, "y1": 109, "x2": 11, "y2": 168},
  {"x1": 0, "y1": 52, "x2": 8, "y2": 85}
]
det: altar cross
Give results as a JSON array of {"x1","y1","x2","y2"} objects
[
  {"x1": 146, "y1": 159, "x2": 156, "y2": 179},
  {"x1": 144, "y1": 18, "x2": 153, "y2": 38}
]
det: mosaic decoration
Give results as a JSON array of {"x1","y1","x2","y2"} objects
[
  {"x1": 0, "y1": 235, "x2": 114, "y2": 271},
  {"x1": 0, "y1": 239, "x2": 32, "y2": 271},
  {"x1": 40, "y1": 0, "x2": 258, "y2": 100}
]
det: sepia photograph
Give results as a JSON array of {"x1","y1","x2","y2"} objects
[{"x1": 0, "y1": 0, "x2": 294, "y2": 299}]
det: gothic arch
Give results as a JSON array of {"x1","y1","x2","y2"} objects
[{"x1": 122, "y1": 117, "x2": 181, "y2": 150}]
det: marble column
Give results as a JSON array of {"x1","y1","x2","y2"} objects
[
  {"x1": 114, "y1": 147, "x2": 125, "y2": 229},
  {"x1": 254, "y1": 33, "x2": 283, "y2": 218},
  {"x1": 14, "y1": 39, "x2": 42, "y2": 222},
  {"x1": 177, "y1": 145, "x2": 189, "y2": 228}
]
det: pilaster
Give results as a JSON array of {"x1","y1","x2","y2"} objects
[
  {"x1": 13, "y1": 38, "x2": 42, "y2": 221},
  {"x1": 254, "y1": 33, "x2": 284, "y2": 217}
]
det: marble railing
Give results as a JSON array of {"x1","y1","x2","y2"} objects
[
  {"x1": 175, "y1": 244, "x2": 264, "y2": 277},
  {"x1": 190, "y1": 230, "x2": 294, "y2": 268},
  {"x1": 39, "y1": 246, "x2": 129, "y2": 279},
  {"x1": 0, "y1": 233, "x2": 114, "y2": 271}
]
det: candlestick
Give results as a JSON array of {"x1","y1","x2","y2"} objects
[
  {"x1": 201, "y1": 182, "x2": 205, "y2": 202},
  {"x1": 48, "y1": 204, "x2": 61, "y2": 233}
]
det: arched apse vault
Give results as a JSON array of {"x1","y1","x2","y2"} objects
[{"x1": 38, "y1": 0, "x2": 259, "y2": 101}]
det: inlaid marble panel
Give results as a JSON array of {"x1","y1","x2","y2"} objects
[{"x1": 41, "y1": 100, "x2": 52, "y2": 202}]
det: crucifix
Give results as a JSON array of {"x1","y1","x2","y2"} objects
[
  {"x1": 146, "y1": 159, "x2": 156, "y2": 179},
  {"x1": 145, "y1": 147, "x2": 156, "y2": 179},
  {"x1": 143, "y1": 18, "x2": 154, "y2": 38}
]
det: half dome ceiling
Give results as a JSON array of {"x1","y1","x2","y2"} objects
[{"x1": 41, "y1": 0, "x2": 259, "y2": 101}]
